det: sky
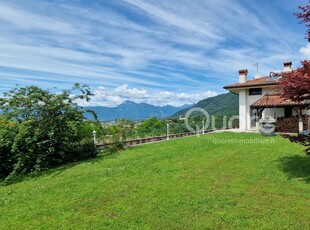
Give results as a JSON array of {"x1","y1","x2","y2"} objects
[{"x1": 0, "y1": 0, "x2": 309, "y2": 107}]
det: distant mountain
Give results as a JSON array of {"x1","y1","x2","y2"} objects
[
  {"x1": 84, "y1": 101, "x2": 192, "y2": 121},
  {"x1": 169, "y1": 92, "x2": 239, "y2": 119}
]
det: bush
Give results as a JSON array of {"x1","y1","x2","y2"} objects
[
  {"x1": 0, "y1": 84, "x2": 101, "y2": 181},
  {"x1": 136, "y1": 117, "x2": 165, "y2": 137},
  {"x1": 282, "y1": 134, "x2": 310, "y2": 155},
  {"x1": 0, "y1": 119, "x2": 18, "y2": 177}
]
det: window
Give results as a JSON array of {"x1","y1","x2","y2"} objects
[
  {"x1": 284, "y1": 108, "x2": 292, "y2": 118},
  {"x1": 251, "y1": 108, "x2": 258, "y2": 128},
  {"x1": 249, "y1": 88, "x2": 262, "y2": 95}
]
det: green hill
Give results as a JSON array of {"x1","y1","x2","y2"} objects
[
  {"x1": 169, "y1": 92, "x2": 239, "y2": 119},
  {"x1": 0, "y1": 133, "x2": 309, "y2": 228}
]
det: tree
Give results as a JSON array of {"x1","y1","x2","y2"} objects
[
  {"x1": 279, "y1": 1, "x2": 310, "y2": 101},
  {"x1": 277, "y1": 2, "x2": 310, "y2": 133},
  {"x1": 295, "y1": 2, "x2": 310, "y2": 41},
  {"x1": 136, "y1": 117, "x2": 165, "y2": 137},
  {"x1": 280, "y1": 2, "x2": 310, "y2": 149},
  {"x1": 103, "y1": 119, "x2": 134, "y2": 151},
  {"x1": 0, "y1": 84, "x2": 100, "y2": 181},
  {"x1": 278, "y1": 60, "x2": 310, "y2": 102},
  {"x1": 277, "y1": 60, "x2": 310, "y2": 134}
]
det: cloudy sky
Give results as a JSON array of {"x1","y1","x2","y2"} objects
[{"x1": 0, "y1": 0, "x2": 309, "y2": 106}]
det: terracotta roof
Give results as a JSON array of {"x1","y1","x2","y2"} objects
[
  {"x1": 251, "y1": 94, "x2": 304, "y2": 108},
  {"x1": 224, "y1": 76, "x2": 278, "y2": 89}
]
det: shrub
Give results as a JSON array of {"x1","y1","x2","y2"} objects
[
  {"x1": 282, "y1": 134, "x2": 310, "y2": 155},
  {"x1": 0, "y1": 119, "x2": 18, "y2": 177},
  {"x1": 136, "y1": 117, "x2": 165, "y2": 137},
  {"x1": 0, "y1": 84, "x2": 101, "y2": 181}
]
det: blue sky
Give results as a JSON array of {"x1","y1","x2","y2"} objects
[{"x1": 0, "y1": 0, "x2": 309, "y2": 106}]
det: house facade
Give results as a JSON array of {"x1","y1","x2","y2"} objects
[{"x1": 224, "y1": 62, "x2": 310, "y2": 132}]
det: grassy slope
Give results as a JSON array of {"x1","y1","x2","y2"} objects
[{"x1": 0, "y1": 132, "x2": 310, "y2": 229}]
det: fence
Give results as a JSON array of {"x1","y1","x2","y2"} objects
[{"x1": 96, "y1": 130, "x2": 214, "y2": 149}]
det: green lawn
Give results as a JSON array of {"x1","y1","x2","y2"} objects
[{"x1": 1, "y1": 132, "x2": 310, "y2": 229}]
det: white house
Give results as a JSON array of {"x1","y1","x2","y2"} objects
[{"x1": 224, "y1": 62, "x2": 310, "y2": 133}]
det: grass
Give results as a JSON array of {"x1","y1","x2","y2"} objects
[{"x1": 0, "y1": 132, "x2": 310, "y2": 229}]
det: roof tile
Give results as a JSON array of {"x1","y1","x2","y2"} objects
[
  {"x1": 224, "y1": 76, "x2": 278, "y2": 89},
  {"x1": 251, "y1": 94, "x2": 304, "y2": 108}
]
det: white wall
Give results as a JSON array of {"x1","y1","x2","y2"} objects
[
  {"x1": 262, "y1": 108, "x2": 284, "y2": 119},
  {"x1": 239, "y1": 90, "x2": 247, "y2": 131},
  {"x1": 247, "y1": 93, "x2": 261, "y2": 130},
  {"x1": 235, "y1": 86, "x2": 310, "y2": 131},
  {"x1": 302, "y1": 109, "x2": 310, "y2": 115},
  {"x1": 291, "y1": 108, "x2": 310, "y2": 116},
  {"x1": 244, "y1": 87, "x2": 280, "y2": 130},
  {"x1": 262, "y1": 107, "x2": 310, "y2": 118}
]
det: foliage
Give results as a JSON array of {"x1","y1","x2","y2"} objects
[
  {"x1": 0, "y1": 84, "x2": 100, "y2": 181},
  {"x1": 275, "y1": 4, "x2": 310, "y2": 132},
  {"x1": 0, "y1": 119, "x2": 18, "y2": 178},
  {"x1": 102, "y1": 119, "x2": 134, "y2": 151},
  {"x1": 282, "y1": 133, "x2": 310, "y2": 155},
  {"x1": 101, "y1": 118, "x2": 167, "y2": 150},
  {"x1": 278, "y1": 60, "x2": 310, "y2": 102},
  {"x1": 295, "y1": 2, "x2": 310, "y2": 41},
  {"x1": 168, "y1": 121, "x2": 189, "y2": 134},
  {"x1": 278, "y1": 2, "x2": 310, "y2": 103},
  {"x1": 0, "y1": 133, "x2": 309, "y2": 228},
  {"x1": 100, "y1": 115, "x2": 235, "y2": 145},
  {"x1": 136, "y1": 117, "x2": 166, "y2": 137}
]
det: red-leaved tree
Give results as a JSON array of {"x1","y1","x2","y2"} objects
[
  {"x1": 295, "y1": 2, "x2": 310, "y2": 41},
  {"x1": 278, "y1": 2, "x2": 310, "y2": 102},
  {"x1": 278, "y1": 60, "x2": 310, "y2": 102},
  {"x1": 277, "y1": 2, "x2": 310, "y2": 134}
]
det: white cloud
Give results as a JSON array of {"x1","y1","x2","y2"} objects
[
  {"x1": 300, "y1": 43, "x2": 310, "y2": 60},
  {"x1": 122, "y1": 0, "x2": 222, "y2": 41},
  {"x1": 0, "y1": 2, "x2": 79, "y2": 34},
  {"x1": 115, "y1": 85, "x2": 149, "y2": 99},
  {"x1": 78, "y1": 84, "x2": 218, "y2": 107},
  {"x1": 0, "y1": 0, "x2": 307, "y2": 95}
]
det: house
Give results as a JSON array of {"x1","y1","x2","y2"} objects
[{"x1": 224, "y1": 62, "x2": 310, "y2": 133}]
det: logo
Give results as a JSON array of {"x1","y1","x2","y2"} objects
[{"x1": 184, "y1": 107, "x2": 210, "y2": 132}]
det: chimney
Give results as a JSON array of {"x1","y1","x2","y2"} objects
[
  {"x1": 283, "y1": 61, "x2": 292, "y2": 72},
  {"x1": 239, "y1": 69, "x2": 248, "y2": 83}
]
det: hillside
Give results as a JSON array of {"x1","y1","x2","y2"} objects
[
  {"x1": 85, "y1": 101, "x2": 191, "y2": 121},
  {"x1": 1, "y1": 133, "x2": 309, "y2": 228},
  {"x1": 170, "y1": 92, "x2": 238, "y2": 119}
]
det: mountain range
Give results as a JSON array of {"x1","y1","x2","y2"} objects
[
  {"x1": 84, "y1": 101, "x2": 192, "y2": 121},
  {"x1": 169, "y1": 92, "x2": 239, "y2": 119},
  {"x1": 84, "y1": 92, "x2": 239, "y2": 121}
]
